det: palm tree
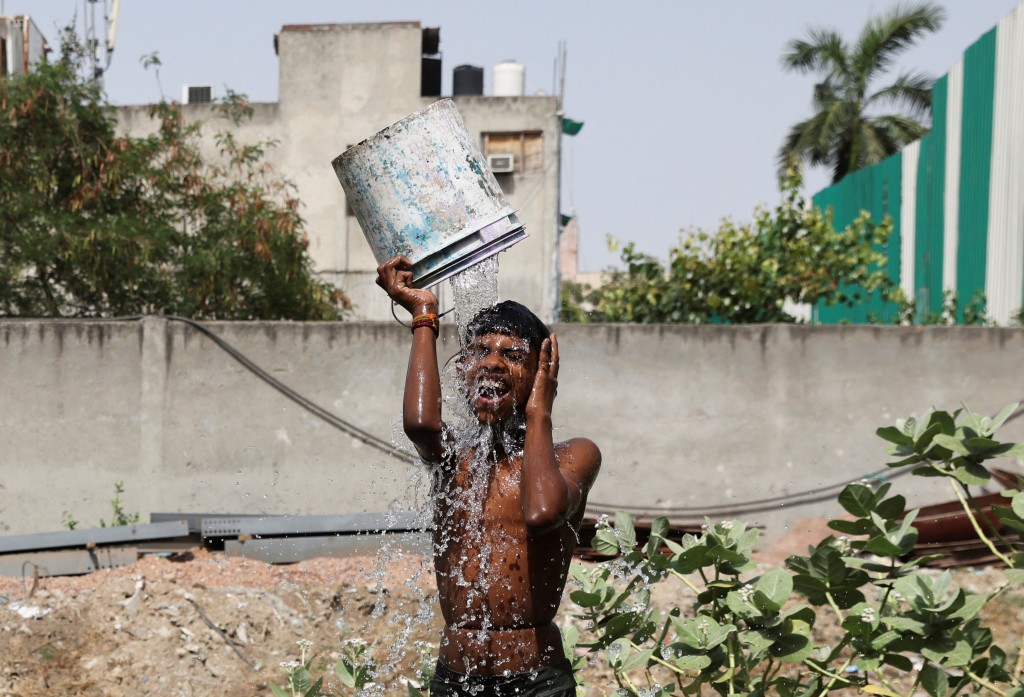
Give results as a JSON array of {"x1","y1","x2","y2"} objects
[{"x1": 779, "y1": 2, "x2": 946, "y2": 183}]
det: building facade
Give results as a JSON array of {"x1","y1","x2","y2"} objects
[
  {"x1": 0, "y1": 15, "x2": 49, "y2": 77},
  {"x1": 813, "y1": 4, "x2": 1024, "y2": 325},
  {"x1": 117, "y1": 22, "x2": 562, "y2": 321}
]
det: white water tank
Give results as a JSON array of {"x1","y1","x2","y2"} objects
[{"x1": 493, "y1": 60, "x2": 525, "y2": 97}]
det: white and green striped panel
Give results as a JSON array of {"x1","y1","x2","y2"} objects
[
  {"x1": 985, "y1": 5, "x2": 1024, "y2": 324},
  {"x1": 816, "y1": 3, "x2": 1024, "y2": 324}
]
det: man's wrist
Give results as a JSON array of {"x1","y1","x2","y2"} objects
[
  {"x1": 411, "y1": 302, "x2": 438, "y2": 316},
  {"x1": 526, "y1": 410, "x2": 553, "y2": 425}
]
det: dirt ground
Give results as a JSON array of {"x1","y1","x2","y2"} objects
[{"x1": 1, "y1": 523, "x2": 1022, "y2": 697}]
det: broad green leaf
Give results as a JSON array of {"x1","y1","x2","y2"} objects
[
  {"x1": 877, "y1": 426, "x2": 912, "y2": 445},
  {"x1": 989, "y1": 403, "x2": 1019, "y2": 433},
  {"x1": 838, "y1": 483, "x2": 878, "y2": 517},
  {"x1": 964, "y1": 437, "x2": 1003, "y2": 454},
  {"x1": 592, "y1": 529, "x2": 620, "y2": 556},
  {"x1": 292, "y1": 668, "x2": 312, "y2": 693},
  {"x1": 884, "y1": 615, "x2": 927, "y2": 635},
  {"x1": 570, "y1": 590, "x2": 604, "y2": 608},
  {"x1": 947, "y1": 593, "x2": 985, "y2": 622},
  {"x1": 646, "y1": 516, "x2": 670, "y2": 557},
  {"x1": 914, "y1": 422, "x2": 944, "y2": 454},
  {"x1": 828, "y1": 519, "x2": 869, "y2": 535},
  {"x1": 920, "y1": 663, "x2": 949, "y2": 697},
  {"x1": 883, "y1": 653, "x2": 914, "y2": 671},
  {"x1": 704, "y1": 621, "x2": 737, "y2": 650},
  {"x1": 725, "y1": 591, "x2": 760, "y2": 619},
  {"x1": 621, "y1": 646, "x2": 654, "y2": 672},
  {"x1": 614, "y1": 511, "x2": 637, "y2": 552},
  {"x1": 1002, "y1": 568, "x2": 1024, "y2": 584},
  {"x1": 781, "y1": 605, "x2": 816, "y2": 625},
  {"x1": 335, "y1": 659, "x2": 355, "y2": 688},
  {"x1": 270, "y1": 686, "x2": 290, "y2": 697},
  {"x1": 606, "y1": 638, "x2": 630, "y2": 669},
  {"x1": 1013, "y1": 491, "x2": 1024, "y2": 519},
  {"x1": 673, "y1": 654, "x2": 712, "y2": 672},
  {"x1": 664, "y1": 538, "x2": 685, "y2": 555},
  {"x1": 755, "y1": 568, "x2": 793, "y2": 607},
  {"x1": 304, "y1": 677, "x2": 324, "y2": 697},
  {"x1": 769, "y1": 633, "x2": 812, "y2": 663},
  {"x1": 922, "y1": 639, "x2": 972, "y2": 668},
  {"x1": 953, "y1": 463, "x2": 990, "y2": 487},
  {"x1": 933, "y1": 434, "x2": 969, "y2": 456},
  {"x1": 870, "y1": 630, "x2": 901, "y2": 650},
  {"x1": 875, "y1": 495, "x2": 907, "y2": 521},
  {"x1": 738, "y1": 629, "x2": 774, "y2": 656}
]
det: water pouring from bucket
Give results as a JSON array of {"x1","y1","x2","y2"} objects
[{"x1": 332, "y1": 99, "x2": 526, "y2": 292}]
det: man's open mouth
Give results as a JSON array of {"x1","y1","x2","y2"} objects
[{"x1": 474, "y1": 376, "x2": 511, "y2": 404}]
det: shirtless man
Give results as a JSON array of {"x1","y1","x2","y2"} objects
[{"x1": 376, "y1": 256, "x2": 601, "y2": 696}]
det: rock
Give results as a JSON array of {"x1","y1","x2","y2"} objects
[
  {"x1": 236, "y1": 621, "x2": 249, "y2": 645},
  {"x1": 122, "y1": 590, "x2": 143, "y2": 617},
  {"x1": 81, "y1": 656, "x2": 100, "y2": 671}
]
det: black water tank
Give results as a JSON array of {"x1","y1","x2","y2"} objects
[
  {"x1": 421, "y1": 57, "x2": 442, "y2": 97},
  {"x1": 453, "y1": 65, "x2": 484, "y2": 96}
]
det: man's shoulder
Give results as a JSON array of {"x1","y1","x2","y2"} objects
[{"x1": 555, "y1": 437, "x2": 602, "y2": 479}]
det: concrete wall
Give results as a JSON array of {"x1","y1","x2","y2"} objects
[
  {"x1": 115, "y1": 22, "x2": 562, "y2": 322},
  {"x1": 3, "y1": 320, "x2": 1023, "y2": 542}
]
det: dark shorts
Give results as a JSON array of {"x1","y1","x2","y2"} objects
[{"x1": 429, "y1": 659, "x2": 577, "y2": 697}]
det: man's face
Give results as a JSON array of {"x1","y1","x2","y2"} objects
[{"x1": 459, "y1": 332, "x2": 538, "y2": 424}]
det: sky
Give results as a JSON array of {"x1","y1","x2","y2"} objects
[{"x1": 6, "y1": 0, "x2": 1022, "y2": 271}]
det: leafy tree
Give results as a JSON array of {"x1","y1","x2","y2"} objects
[
  {"x1": 564, "y1": 165, "x2": 893, "y2": 324},
  {"x1": 0, "y1": 29, "x2": 348, "y2": 319},
  {"x1": 779, "y1": 2, "x2": 945, "y2": 183}
]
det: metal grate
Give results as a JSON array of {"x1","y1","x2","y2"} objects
[{"x1": 186, "y1": 85, "x2": 213, "y2": 104}]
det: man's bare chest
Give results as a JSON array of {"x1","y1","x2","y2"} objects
[{"x1": 434, "y1": 459, "x2": 527, "y2": 535}]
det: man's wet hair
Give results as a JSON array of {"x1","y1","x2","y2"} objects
[{"x1": 466, "y1": 300, "x2": 550, "y2": 355}]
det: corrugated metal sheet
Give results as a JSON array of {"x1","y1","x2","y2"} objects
[
  {"x1": 943, "y1": 59, "x2": 964, "y2": 295},
  {"x1": 915, "y1": 76, "x2": 947, "y2": 317},
  {"x1": 809, "y1": 10, "x2": 1024, "y2": 325},
  {"x1": 956, "y1": 28, "x2": 997, "y2": 321},
  {"x1": 985, "y1": 5, "x2": 1024, "y2": 323},
  {"x1": 901, "y1": 141, "x2": 920, "y2": 303},
  {"x1": 812, "y1": 153, "x2": 903, "y2": 324}
]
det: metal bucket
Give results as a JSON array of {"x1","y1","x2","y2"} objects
[{"x1": 332, "y1": 99, "x2": 526, "y2": 289}]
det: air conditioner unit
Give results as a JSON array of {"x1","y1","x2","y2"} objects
[
  {"x1": 182, "y1": 84, "x2": 215, "y2": 105},
  {"x1": 487, "y1": 153, "x2": 515, "y2": 174}
]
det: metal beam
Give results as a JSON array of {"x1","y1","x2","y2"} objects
[
  {"x1": 200, "y1": 512, "x2": 428, "y2": 539},
  {"x1": 150, "y1": 512, "x2": 263, "y2": 534},
  {"x1": 0, "y1": 546, "x2": 138, "y2": 578},
  {"x1": 0, "y1": 521, "x2": 190, "y2": 555},
  {"x1": 223, "y1": 533, "x2": 431, "y2": 564}
]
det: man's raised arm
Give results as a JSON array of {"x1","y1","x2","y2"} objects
[
  {"x1": 375, "y1": 256, "x2": 444, "y2": 464},
  {"x1": 521, "y1": 335, "x2": 602, "y2": 533}
]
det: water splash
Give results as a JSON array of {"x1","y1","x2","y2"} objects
[
  {"x1": 355, "y1": 255, "x2": 509, "y2": 686},
  {"x1": 449, "y1": 255, "x2": 499, "y2": 346}
]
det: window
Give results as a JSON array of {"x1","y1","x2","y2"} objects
[{"x1": 482, "y1": 132, "x2": 543, "y2": 175}]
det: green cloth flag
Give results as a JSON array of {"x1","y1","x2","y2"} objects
[{"x1": 562, "y1": 117, "x2": 584, "y2": 136}]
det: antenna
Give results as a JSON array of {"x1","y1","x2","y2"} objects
[
  {"x1": 106, "y1": 0, "x2": 121, "y2": 54},
  {"x1": 84, "y1": 0, "x2": 121, "y2": 85}
]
